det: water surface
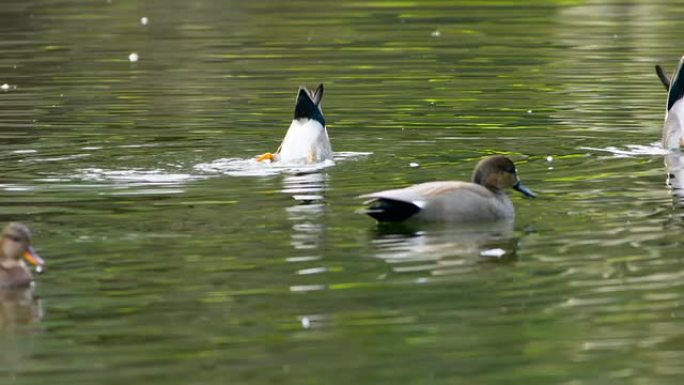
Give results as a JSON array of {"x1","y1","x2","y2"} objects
[{"x1": 2, "y1": 0, "x2": 684, "y2": 384}]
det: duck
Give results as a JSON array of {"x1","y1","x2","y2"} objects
[
  {"x1": 655, "y1": 56, "x2": 684, "y2": 150},
  {"x1": 256, "y1": 84, "x2": 333, "y2": 164},
  {"x1": 0, "y1": 223, "x2": 45, "y2": 289},
  {"x1": 359, "y1": 155, "x2": 535, "y2": 222}
]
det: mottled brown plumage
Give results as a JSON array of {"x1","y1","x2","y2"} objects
[{"x1": 0, "y1": 223, "x2": 44, "y2": 289}]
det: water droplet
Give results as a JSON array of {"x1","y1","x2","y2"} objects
[
  {"x1": 527, "y1": 109, "x2": 533, "y2": 114},
  {"x1": 301, "y1": 317, "x2": 311, "y2": 329},
  {"x1": 431, "y1": 30, "x2": 441, "y2": 37},
  {"x1": 546, "y1": 155, "x2": 553, "y2": 163},
  {"x1": 1, "y1": 83, "x2": 10, "y2": 91},
  {"x1": 409, "y1": 162, "x2": 420, "y2": 168},
  {"x1": 480, "y1": 248, "x2": 506, "y2": 258},
  {"x1": 140, "y1": 16, "x2": 148, "y2": 26},
  {"x1": 128, "y1": 52, "x2": 139, "y2": 62}
]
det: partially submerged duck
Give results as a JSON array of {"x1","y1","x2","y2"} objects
[
  {"x1": 257, "y1": 84, "x2": 332, "y2": 164},
  {"x1": 0, "y1": 223, "x2": 45, "y2": 289},
  {"x1": 359, "y1": 155, "x2": 535, "y2": 222},
  {"x1": 655, "y1": 56, "x2": 684, "y2": 149}
]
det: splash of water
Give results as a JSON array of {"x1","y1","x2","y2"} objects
[
  {"x1": 194, "y1": 151, "x2": 372, "y2": 177},
  {"x1": 580, "y1": 142, "x2": 668, "y2": 157}
]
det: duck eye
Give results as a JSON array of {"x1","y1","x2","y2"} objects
[{"x1": 3, "y1": 235, "x2": 21, "y2": 242}]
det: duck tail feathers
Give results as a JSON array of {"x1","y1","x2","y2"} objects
[
  {"x1": 359, "y1": 198, "x2": 421, "y2": 222},
  {"x1": 294, "y1": 85, "x2": 325, "y2": 126},
  {"x1": 312, "y1": 84, "x2": 324, "y2": 106},
  {"x1": 656, "y1": 64, "x2": 671, "y2": 90}
]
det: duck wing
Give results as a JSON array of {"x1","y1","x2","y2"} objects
[
  {"x1": 359, "y1": 181, "x2": 489, "y2": 222},
  {"x1": 360, "y1": 181, "x2": 486, "y2": 206}
]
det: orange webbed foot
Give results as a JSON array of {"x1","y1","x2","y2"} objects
[{"x1": 256, "y1": 152, "x2": 276, "y2": 162}]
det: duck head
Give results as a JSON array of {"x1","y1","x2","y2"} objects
[
  {"x1": 471, "y1": 155, "x2": 535, "y2": 197},
  {"x1": 0, "y1": 223, "x2": 44, "y2": 271},
  {"x1": 294, "y1": 84, "x2": 325, "y2": 126}
]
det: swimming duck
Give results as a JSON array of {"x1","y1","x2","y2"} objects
[
  {"x1": 655, "y1": 56, "x2": 684, "y2": 149},
  {"x1": 359, "y1": 155, "x2": 535, "y2": 222},
  {"x1": 256, "y1": 84, "x2": 332, "y2": 164},
  {"x1": 0, "y1": 223, "x2": 45, "y2": 289}
]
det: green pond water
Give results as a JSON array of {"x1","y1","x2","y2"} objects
[{"x1": 2, "y1": 0, "x2": 684, "y2": 383}]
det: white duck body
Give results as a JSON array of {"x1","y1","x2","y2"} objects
[
  {"x1": 664, "y1": 98, "x2": 684, "y2": 150},
  {"x1": 278, "y1": 118, "x2": 332, "y2": 163}
]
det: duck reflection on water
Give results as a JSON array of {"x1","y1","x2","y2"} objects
[
  {"x1": 281, "y1": 171, "x2": 329, "y2": 251},
  {"x1": 664, "y1": 152, "x2": 684, "y2": 206},
  {"x1": 370, "y1": 221, "x2": 518, "y2": 278}
]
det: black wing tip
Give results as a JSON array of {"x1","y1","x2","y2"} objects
[
  {"x1": 362, "y1": 198, "x2": 421, "y2": 222},
  {"x1": 656, "y1": 64, "x2": 671, "y2": 90}
]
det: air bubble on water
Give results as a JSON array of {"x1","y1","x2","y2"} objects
[
  {"x1": 546, "y1": 155, "x2": 553, "y2": 163},
  {"x1": 431, "y1": 30, "x2": 441, "y2": 37},
  {"x1": 527, "y1": 109, "x2": 533, "y2": 114},
  {"x1": 1, "y1": 83, "x2": 10, "y2": 91},
  {"x1": 35, "y1": 265, "x2": 43, "y2": 274},
  {"x1": 300, "y1": 317, "x2": 311, "y2": 329},
  {"x1": 128, "y1": 52, "x2": 139, "y2": 62},
  {"x1": 140, "y1": 17, "x2": 148, "y2": 26},
  {"x1": 409, "y1": 162, "x2": 420, "y2": 168}
]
